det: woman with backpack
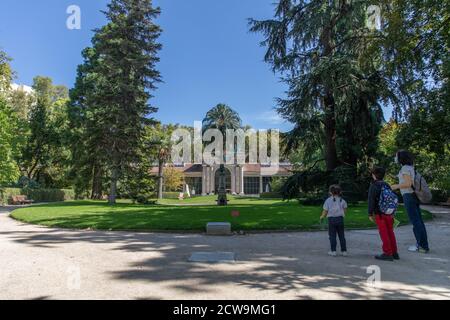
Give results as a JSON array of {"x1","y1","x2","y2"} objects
[{"x1": 391, "y1": 150, "x2": 430, "y2": 253}]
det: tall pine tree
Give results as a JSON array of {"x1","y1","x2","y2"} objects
[
  {"x1": 69, "y1": 47, "x2": 107, "y2": 199},
  {"x1": 70, "y1": 0, "x2": 162, "y2": 203}
]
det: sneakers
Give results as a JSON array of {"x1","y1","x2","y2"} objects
[
  {"x1": 328, "y1": 251, "x2": 348, "y2": 257},
  {"x1": 375, "y1": 254, "x2": 394, "y2": 261},
  {"x1": 408, "y1": 245, "x2": 430, "y2": 254},
  {"x1": 393, "y1": 253, "x2": 400, "y2": 260}
]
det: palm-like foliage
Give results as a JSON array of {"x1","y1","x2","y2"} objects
[{"x1": 202, "y1": 104, "x2": 242, "y2": 134}]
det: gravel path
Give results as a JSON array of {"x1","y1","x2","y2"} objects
[{"x1": 0, "y1": 205, "x2": 449, "y2": 300}]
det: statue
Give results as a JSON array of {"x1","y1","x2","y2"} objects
[{"x1": 217, "y1": 165, "x2": 228, "y2": 206}]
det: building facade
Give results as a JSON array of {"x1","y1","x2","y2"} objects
[{"x1": 153, "y1": 163, "x2": 292, "y2": 196}]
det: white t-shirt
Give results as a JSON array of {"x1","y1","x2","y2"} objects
[
  {"x1": 323, "y1": 196, "x2": 348, "y2": 218},
  {"x1": 398, "y1": 165, "x2": 415, "y2": 195}
]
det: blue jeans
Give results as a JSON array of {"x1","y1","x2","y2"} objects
[
  {"x1": 403, "y1": 193, "x2": 429, "y2": 251},
  {"x1": 328, "y1": 217, "x2": 347, "y2": 252}
]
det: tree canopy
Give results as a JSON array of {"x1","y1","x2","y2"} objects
[
  {"x1": 1, "y1": 1, "x2": 448, "y2": 202},
  {"x1": 250, "y1": 0, "x2": 449, "y2": 198},
  {"x1": 202, "y1": 104, "x2": 242, "y2": 134},
  {"x1": 250, "y1": 0, "x2": 388, "y2": 175}
]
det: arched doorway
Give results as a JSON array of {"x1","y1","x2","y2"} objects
[{"x1": 215, "y1": 167, "x2": 232, "y2": 194}]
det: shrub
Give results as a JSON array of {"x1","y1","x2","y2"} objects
[
  {"x1": 133, "y1": 194, "x2": 151, "y2": 204},
  {"x1": 23, "y1": 188, "x2": 75, "y2": 202},
  {"x1": 298, "y1": 191, "x2": 361, "y2": 206},
  {"x1": 0, "y1": 188, "x2": 22, "y2": 205},
  {"x1": 0, "y1": 187, "x2": 75, "y2": 205},
  {"x1": 431, "y1": 189, "x2": 450, "y2": 203},
  {"x1": 149, "y1": 192, "x2": 184, "y2": 199},
  {"x1": 118, "y1": 168, "x2": 156, "y2": 203},
  {"x1": 163, "y1": 167, "x2": 184, "y2": 192},
  {"x1": 299, "y1": 196, "x2": 327, "y2": 206},
  {"x1": 17, "y1": 176, "x2": 40, "y2": 189},
  {"x1": 341, "y1": 191, "x2": 364, "y2": 205},
  {"x1": 260, "y1": 192, "x2": 282, "y2": 199},
  {"x1": 163, "y1": 192, "x2": 183, "y2": 199},
  {"x1": 281, "y1": 166, "x2": 369, "y2": 202},
  {"x1": 270, "y1": 177, "x2": 287, "y2": 193}
]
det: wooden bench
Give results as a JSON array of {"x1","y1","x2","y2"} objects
[{"x1": 11, "y1": 195, "x2": 34, "y2": 205}]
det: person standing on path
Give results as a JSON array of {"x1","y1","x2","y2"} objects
[
  {"x1": 368, "y1": 167, "x2": 399, "y2": 261},
  {"x1": 391, "y1": 150, "x2": 430, "y2": 253},
  {"x1": 320, "y1": 185, "x2": 348, "y2": 257}
]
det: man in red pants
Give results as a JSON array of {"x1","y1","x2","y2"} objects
[{"x1": 368, "y1": 167, "x2": 399, "y2": 261}]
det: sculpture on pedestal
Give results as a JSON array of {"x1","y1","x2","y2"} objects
[{"x1": 217, "y1": 165, "x2": 228, "y2": 206}]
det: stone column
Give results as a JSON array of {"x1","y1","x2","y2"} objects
[
  {"x1": 231, "y1": 166, "x2": 236, "y2": 195},
  {"x1": 205, "y1": 166, "x2": 210, "y2": 195},
  {"x1": 201, "y1": 165, "x2": 206, "y2": 196},
  {"x1": 240, "y1": 166, "x2": 245, "y2": 195},
  {"x1": 235, "y1": 166, "x2": 240, "y2": 194},
  {"x1": 209, "y1": 166, "x2": 213, "y2": 194},
  {"x1": 210, "y1": 166, "x2": 215, "y2": 194},
  {"x1": 259, "y1": 176, "x2": 263, "y2": 194}
]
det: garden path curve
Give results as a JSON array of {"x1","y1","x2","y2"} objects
[{"x1": 1, "y1": 205, "x2": 449, "y2": 299}]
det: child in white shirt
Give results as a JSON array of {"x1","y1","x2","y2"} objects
[{"x1": 320, "y1": 185, "x2": 348, "y2": 257}]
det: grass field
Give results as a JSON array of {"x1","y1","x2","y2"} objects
[{"x1": 10, "y1": 196, "x2": 432, "y2": 232}]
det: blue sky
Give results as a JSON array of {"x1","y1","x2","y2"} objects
[
  {"x1": 0, "y1": 0, "x2": 391, "y2": 131},
  {"x1": 0, "y1": 0, "x2": 291, "y2": 130}
]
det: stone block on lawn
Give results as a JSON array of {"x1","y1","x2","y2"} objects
[{"x1": 206, "y1": 222, "x2": 231, "y2": 235}]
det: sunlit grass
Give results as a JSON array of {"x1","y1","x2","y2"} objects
[{"x1": 10, "y1": 198, "x2": 432, "y2": 232}]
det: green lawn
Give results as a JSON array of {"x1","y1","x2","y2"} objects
[
  {"x1": 10, "y1": 196, "x2": 432, "y2": 232},
  {"x1": 157, "y1": 195, "x2": 283, "y2": 205}
]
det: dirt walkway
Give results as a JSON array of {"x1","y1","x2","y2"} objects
[{"x1": 0, "y1": 205, "x2": 449, "y2": 300}]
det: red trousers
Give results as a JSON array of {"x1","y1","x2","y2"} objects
[{"x1": 375, "y1": 214, "x2": 398, "y2": 256}]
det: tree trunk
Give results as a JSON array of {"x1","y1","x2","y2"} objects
[
  {"x1": 157, "y1": 160, "x2": 164, "y2": 200},
  {"x1": 320, "y1": 25, "x2": 339, "y2": 172},
  {"x1": 109, "y1": 165, "x2": 119, "y2": 205},
  {"x1": 324, "y1": 93, "x2": 339, "y2": 171},
  {"x1": 91, "y1": 163, "x2": 103, "y2": 200}
]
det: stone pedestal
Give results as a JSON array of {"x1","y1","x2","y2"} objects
[{"x1": 206, "y1": 222, "x2": 232, "y2": 235}]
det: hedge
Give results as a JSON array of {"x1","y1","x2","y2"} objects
[
  {"x1": 260, "y1": 192, "x2": 283, "y2": 199},
  {"x1": 0, "y1": 188, "x2": 22, "y2": 205},
  {"x1": 147, "y1": 192, "x2": 184, "y2": 199},
  {"x1": 162, "y1": 192, "x2": 183, "y2": 199},
  {"x1": 298, "y1": 196, "x2": 326, "y2": 206},
  {"x1": 430, "y1": 189, "x2": 449, "y2": 203},
  {"x1": 0, "y1": 188, "x2": 75, "y2": 205}
]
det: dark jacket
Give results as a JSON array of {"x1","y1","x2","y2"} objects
[{"x1": 368, "y1": 180, "x2": 390, "y2": 216}]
